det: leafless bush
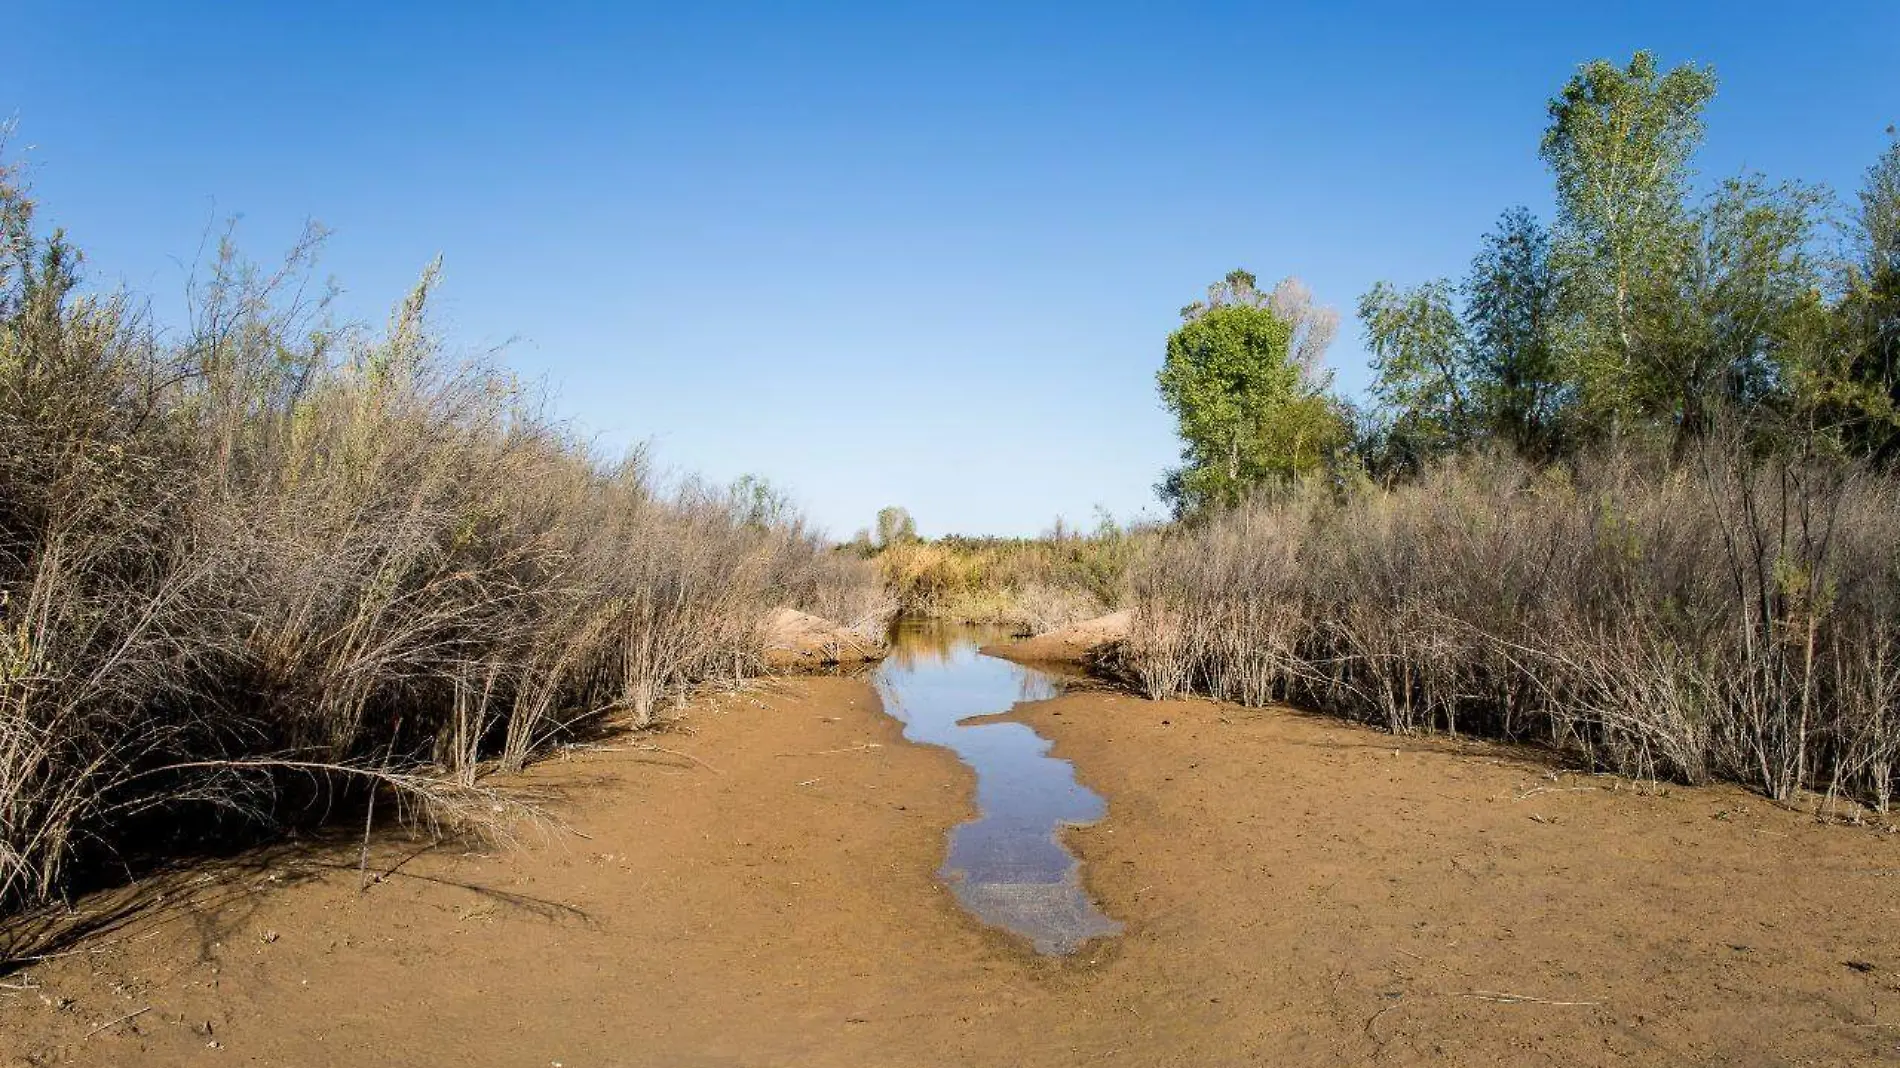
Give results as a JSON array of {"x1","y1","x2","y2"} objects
[
  {"x1": 0, "y1": 166, "x2": 880, "y2": 912},
  {"x1": 1126, "y1": 450, "x2": 1900, "y2": 806}
]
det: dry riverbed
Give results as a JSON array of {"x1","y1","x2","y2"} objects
[{"x1": 4, "y1": 670, "x2": 1899, "y2": 1066}]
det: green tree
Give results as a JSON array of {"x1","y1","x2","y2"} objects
[
  {"x1": 1463, "y1": 208, "x2": 1568, "y2": 458},
  {"x1": 1833, "y1": 129, "x2": 1900, "y2": 461},
  {"x1": 1641, "y1": 176, "x2": 1829, "y2": 446},
  {"x1": 875, "y1": 506, "x2": 917, "y2": 548},
  {"x1": 1541, "y1": 50, "x2": 1718, "y2": 436},
  {"x1": 729, "y1": 473, "x2": 792, "y2": 529},
  {"x1": 1359, "y1": 278, "x2": 1475, "y2": 470},
  {"x1": 1158, "y1": 270, "x2": 1347, "y2": 514}
]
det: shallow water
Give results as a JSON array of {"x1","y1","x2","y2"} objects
[{"x1": 871, "y1": 619, "x2": 1120, "y2": 955}]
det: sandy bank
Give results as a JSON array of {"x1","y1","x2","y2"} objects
[
  {"x1": 759, "y1": 606, "x2": 887, "y2": 670},
  {"x1": 980, "y1": 609, "x2": 1131, "y2": 666}
]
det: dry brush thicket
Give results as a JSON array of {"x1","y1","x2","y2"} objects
[
  {"x1": 0, "y1": 172, "x2": 882, "y2": 914},
  {"x1": 873, "y1": 535, "x2": 1134, "y2": 634},
  {"x1": 1122, "y1": 452, "x2": 1900, "y2": 809}
]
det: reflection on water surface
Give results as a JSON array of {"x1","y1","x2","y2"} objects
[{"x1": 872, "y1": 620, "x2": 1120, "y2": 955}]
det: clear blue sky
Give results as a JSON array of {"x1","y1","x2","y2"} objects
[{"x1": 6, "y1": 2, "x2": 1896, "y2": 536}]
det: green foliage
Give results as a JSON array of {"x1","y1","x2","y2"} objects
[
  {"x1": 1542, "y1": 51, "x2": 1718, "y2": 435},
  {"x1": 1464, "y1": 208, "x2": 1568, "y2": 458},
  {"x1": 1353, "y1": 52, "x2": 1900, "y2": 471},
  {"x1": 1360, "y1": 279, "x2": 1474, "y2": 468},
  {"x1": 1643, "y1": 176, "x2": 1830, "y2": 443},
  {"x1": 875, "y1": 505, "x2": 917, "y2": 548},
  {"x1": 1831, "y1": 129, "x2": 1900, "y2": 461},
  {"x1": 730, "y1": 473, "x2": 794, "y2": 530},
  {"x1": 1158, "y1": 270, "x2": 1348, "y2": 514}
]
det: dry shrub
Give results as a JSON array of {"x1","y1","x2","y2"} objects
[
  {"x1": 0, "y1": 169, "x2": 881, "y2": 912},
  {"x1": 1125, "y1": 450, "x2": 1900, "y2": 807},
  {"x1": 874, "y1": 533, "x2": 1134, "y2": 633}
]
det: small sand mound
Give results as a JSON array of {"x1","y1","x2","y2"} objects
[
  {"x1": 983, "y1": 609, "x2": 1132, "y2": 666},
  {"x1": 760, "y1": 607, "x2": 887, "y2": 670}
]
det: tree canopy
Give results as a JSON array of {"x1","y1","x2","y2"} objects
[
  {"x1": 1158, "y1": 270, "x2": 1347, "y2": 514},
  {"x1": 1347, "y1": 52, "x2": 1897, "y2": 478}
]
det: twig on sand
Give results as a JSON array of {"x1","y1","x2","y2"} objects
[
  {"x1": 1458, "y1": 990, "x2": 1600, "y2": 1006},
  {"x1": 631, "y1": 744, "x2": 721, "y2": 774},
  {"x1": 777, "y1": 742, "x2": 883, "y2": 758},
  {"x1": 1366, "y1": 1002, "x2": 1403, "y2": 1035},
  {"x1": 1513, "y1": 786, "x2": 1599, "y2": 801},
  {"x1": 83, "y1": 1006, "x2": 150, "y2": 1039}
]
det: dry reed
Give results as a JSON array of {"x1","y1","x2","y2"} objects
[
  {"x1": 1121, "y1": 450, "x2": 1900, "y2": 808},
  {"x1": 0, "y1": 161, "x2": 882, "y2": 913}
]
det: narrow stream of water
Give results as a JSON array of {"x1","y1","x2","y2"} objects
[{"x1": 871, "y1": 619, "x2": 1120, "y2": 955}]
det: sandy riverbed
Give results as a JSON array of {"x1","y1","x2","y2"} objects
[{"x1": 4, "y1": 659, "x2": 1898, "y2": 1065}]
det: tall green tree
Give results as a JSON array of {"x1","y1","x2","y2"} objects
[
  {"x1": 1463, "y1": 208, "x2": 1567, "y2": 458},
  {"x1": 1359, "y1": 279, "x2": 1475, "y2": 471},
  {"x1": 875, "y1": 506, "x2": 917, "y2": 548},
  {"x1": 1359, "y1": 210, "x2": 1569, "y2": 471},
  {"x1": 1641, "y1": 176, "x2": 1829, "y2": 445},
  {"x1": 1541, "y1": 50, "x2": 1718, "y2": 437},
  {"x1": 729, "y1": 473, "x2": 793, "y2": 530},
  {"x1": 1834, "y1": 129, "x2": 1900, "y2": 461},
  {"x1": 1158, "y1": 269, "x2": 1346, "y2": 514}
]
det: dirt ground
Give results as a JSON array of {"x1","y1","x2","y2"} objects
[
  {"x1": 4, "y1": 671, "x2": 1899, "y2": 1066},
  {"x1": 980, "y1": 610, "x2": 1130, "y2": 666}
]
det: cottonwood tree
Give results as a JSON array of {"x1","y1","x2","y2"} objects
[
  {"x1": 1647, "y1": 176, "x2": 1830, "y2": 446},
  {"x1": 1180, "y1": 269, "x2": 1339, "y2": 387},
  {"x1": 1359, "y1": 279, "x2": 1475, "y2": 471},
  {"x1": 729, "y1": 474, "x2": 793, "y2": 529},
  {"x1": 1359, "y1": 209, "x2": 1570, "y2": 472},
  {"x1": 1541, "y1": 50, "x2": 1717, "y2": 438},
  {"x1": 1159, "y1": 270, "x2": 1348, "y2": 514},
  {"x1": 1464, "y1": 208, "x2": 1568, "y2": 458},
  {"x1": 1352, "y1": 54, "x2": 1898, "y2": 474},
  {"x1": 875, "y1": 506, "x2": 917, "y2": 548},
  {"x1": 1832, "y1": 129, "x2": 1900, "y2": 461}
]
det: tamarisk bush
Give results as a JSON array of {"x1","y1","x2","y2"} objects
[
  {"x1": 1123, "y1": 450, "x2": 1900, "y2": 807},
  {"x1": 0, "y1": 162, "x2": 882, "y2": 912}
]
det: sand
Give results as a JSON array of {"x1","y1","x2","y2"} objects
[
  {"x1": 5, "y1": 667, "x2": 1898, "y2": 1066},
  {"x1": 981, "y1": 609, "x2": 1132, "y2": 665},
  {"x1": 759, "y1": 606, "x2": 886, "y2": 669}
]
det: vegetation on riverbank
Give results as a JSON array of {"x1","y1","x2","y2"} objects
[
  {"x1": 5, "y1": 41, "x2": 1895, "y2": 932},
  {"x1": 863, "y1": 519, "x2": 1136, "y2": 634},
  {"x1": 1120, "y1": 450, "x2": 1900, "y2": 807},
  {"x1": 0, "y1": 158, "x2": 882, "y2": 915},
  {"x1": 1133, "y1": 52, "x2": 1900, "y2": 808}
]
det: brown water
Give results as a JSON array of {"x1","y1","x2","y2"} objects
[{"x1": 871, "y1": 619, "x2": 1120, "y2": 954}]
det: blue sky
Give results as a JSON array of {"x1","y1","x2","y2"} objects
[{"x1": 6, "y1": 2, "x2": 1896, "y2": 536}]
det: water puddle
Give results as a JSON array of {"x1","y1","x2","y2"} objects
[{"x1": 871, "y1": 619, "x2": 1120, "y2": 955}]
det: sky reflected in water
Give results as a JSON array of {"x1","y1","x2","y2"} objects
[{"x1": 873, "y1": 620, "x2": 1120, "y2": 955}]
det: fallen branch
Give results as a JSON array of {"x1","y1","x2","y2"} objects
[
  {"x1": 777, "y1": 742, "x2": 883, "y2": 758},
  {"x1": 1513, "y1": 786, "x2": 1600, "y2": 801},
  {"x1": 1458, "y1": 990, "x2": 1600, "y2": 1007},
  {"x1": 630, "y1": 744, "x2": 721, "y2": 774},
  {"x1": 83, "y1": 1006, "x2": 151, "y2": 1039}
]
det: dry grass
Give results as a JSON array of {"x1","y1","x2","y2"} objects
[
  {"x1": 872, "y1": 533, "x2": 1134, "y2": 633},
  {"x1": 1121, "y1": 449, "x2": 1900, "y2": 809},
  {"x1": 0, "y1": 162, "x2": 881, "y2": 914}
]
